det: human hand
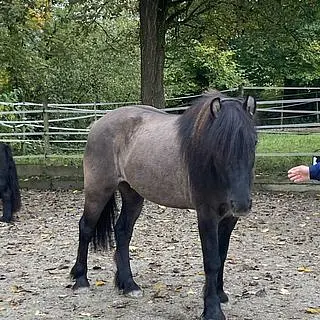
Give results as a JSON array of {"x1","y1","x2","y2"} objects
[{"x1": 287, "y1": 165, "x2": 310, "y2": 183}]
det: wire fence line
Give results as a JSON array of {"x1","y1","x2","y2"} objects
[{"x1": 1, "y1": 87, "x2": 320, "y2": 157}]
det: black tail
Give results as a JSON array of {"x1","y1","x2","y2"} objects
[
  {"x1": 6, "y1": 145, "x2": 21, "y2": 213},
  {"x1": 92, "y1": 193, "x2": 118, "y2": 250}
]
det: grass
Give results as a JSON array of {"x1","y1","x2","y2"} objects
[
  {"x1": 256, "y1": 132, "x2": 319, "y2": 179},
  {"x1": 257, "y1": 132, "x2": 320, "y2": 154}
]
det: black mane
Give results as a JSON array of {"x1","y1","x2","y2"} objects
[{"x1": 177, "y1": 91, "x2": 257, "y2": 197}]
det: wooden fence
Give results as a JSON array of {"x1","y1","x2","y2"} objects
[{"x1": 1, "y1": 86, "x2": 320, "y2": 158}]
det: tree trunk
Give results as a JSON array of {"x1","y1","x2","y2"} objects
[{"x1": 139, "y1": 0, "x2": 168, "y2": 108}]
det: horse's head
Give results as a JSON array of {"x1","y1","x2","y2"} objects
[
  {"x1": 210, "y1": 95, "x2": 257, "y2": 217},
  {"x1": 178, "y1": 92, "x2": 257, "y2": 217}
]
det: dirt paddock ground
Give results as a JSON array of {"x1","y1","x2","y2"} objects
[{"x1": 0, "y1": 190, "x2": 319, "y2": 320}]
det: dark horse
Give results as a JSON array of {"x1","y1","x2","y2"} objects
[
  {"x1": 0, "y1": 143, "x2": 21, "y2": 222},
  {"x1": 71, "y1": 91, "x2": 257, "y2": 320}
]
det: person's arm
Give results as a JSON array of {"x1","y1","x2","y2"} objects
[
  {"x1": 309, "y1": 162, "x2": 320, "y2": 180},
  {"x1": 288, "y1": 162, "x2": 320, "y2": 182}
]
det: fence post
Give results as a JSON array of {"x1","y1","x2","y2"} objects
[
  {"x1": 21, "y1": 102, "x2": 26, "y2": 155},
  {"x1": 94, "y1": 102, "x2": 97, "y2": 122},
  {"x1": 238, "y1": 84, "x2": 244, "y2": 97},
  {"x1": 280, "y1": 101, "x2": 284, "y2": 130},
  {"x1": 43, "y1": 102, "x2": 49, "y2": 160},
  {"x1": 316, "y1": 92, "x2": 319, "y2": 123}
]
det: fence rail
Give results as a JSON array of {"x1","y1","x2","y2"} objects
[{"x1": 1, "y1": 87, "x2": 320, "y2": 157}]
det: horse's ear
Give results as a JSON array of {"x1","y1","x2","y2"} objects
[
  {"x1": 210, "y1": 98, "x2": 221, "y2": 119},
  {"x1": 243, "y1": 96, "x2": 256, "y2": 117}
]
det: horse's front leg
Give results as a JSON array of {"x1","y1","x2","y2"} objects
[
  {"x1": 217, "y1": 216, "x2": 238, "y2": 303},
  {"x1": 197, "y1": 205, "x2": 225, "y2": 320},
  {"x1": 0, "y1": 189, "x2": 13, "y2": 223}
]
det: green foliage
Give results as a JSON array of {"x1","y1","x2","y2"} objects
[
  {"x1": 230, "y1": 0, "x2": 320, "y2": 85},
  {"x1": 0, "y1": 0, "x2": 140, "y2": 103},
  {"x1": 0, "y1": 89, "x2": 23, "y2": 136},
  {"x1": 165, "y1": 39, "x2": 245, "y2": 96},
  {"x1": 1, "y1": 0, "x2": 320, "y2": 103},
  {"x1": 43, "y1": 16, "x2": 141, "y2": 103},
  {"x1": 165, "y1": 0, "x2": 320, "y2": 92},
  {"x1": 0, "y1": 89, "x2": 22, "y2": 103}
]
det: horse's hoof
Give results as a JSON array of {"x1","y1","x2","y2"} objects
[
  {"x1": 218, "y1": 291, "x2": 229, "y2": 303},
  {"x1": 200, "y1": 312, "x2": 226, "y2": 320},
  {"x1": 72, "y1": 277, "x2": 90, "y2": 290},
  {"x1": 125, "y1": 289, "x2": 144, "y2": 298},
  {"x1": 0, "y1": 217, "x2": 11, "y2": 223}
]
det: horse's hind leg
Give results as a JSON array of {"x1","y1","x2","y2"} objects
[
  {"x1": 217, "y1": 216, "x2": 238, "y2": 303},
  {"x1": 71, "y1": 189, "x2": 115, "y2": 290},
  {"x1": 114, "y1": 182, "x2": 144, "y2": 297}
]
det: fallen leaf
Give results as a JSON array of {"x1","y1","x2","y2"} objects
[
  {"x1": 12, "y1": 285, "x2": 32, "y2": 293},
  {"x1": 95, "y1": 280, "x2": 106, "y2": 287},
  {"x1": 152, "y1": 282, "x2": 167, "y2": 298},
  {"x1": 297, "y1": 266, "x2": 313, "y2": 273},
  {"x1": 174, "y1": 286, "x2": 182, "y2": 292},
  {"x1": 153, "y1": 282, "x2": 166, "y2": 291},
  {"x1": 187, "y1": 289, "x2": 195, "y2": 295},
  {"x1": 129, "y1": 245, "x2": 138, "y2": 252},
  {"x1": 279, "y1": 288, "x2": 290, "y2": 295},
  {"x1": 306, "y1": 307, "x2": 320, "y2": 314},
  {"x1": 79, "y1": 312, "x2": 91, "y2": 317},
  {"x1": 112, "y1": 301, "x2": 129, "y2": 309},
  {"x1": 255, "y1": 288, "x2": 267, "y2": 297}
]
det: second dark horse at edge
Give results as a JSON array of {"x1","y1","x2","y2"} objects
[{"x1": 0, "y1": 143, "x2": 21, "y2": 223}]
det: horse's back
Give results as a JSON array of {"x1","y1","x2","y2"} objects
[
  {"x1": 90, "y1": 105, "x2": 168, "y2": 133},
  {"x1": 86, "y1": 104, "x2": 177, "y2": 160},
  {"x1": 88, "y1": 105, "x2": 175, "y2": 144}
]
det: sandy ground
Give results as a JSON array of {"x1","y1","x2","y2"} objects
[{"x1": 0, "y1": 190, "x2": 319, "y2": 320}]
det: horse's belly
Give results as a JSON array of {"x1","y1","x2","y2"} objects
[
  {"x1": 122, "y1": 158, "x2": 194, "y2": 209},
  {"x1": 135, "y1": 184, "x2": 194, "y2": 209}
]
